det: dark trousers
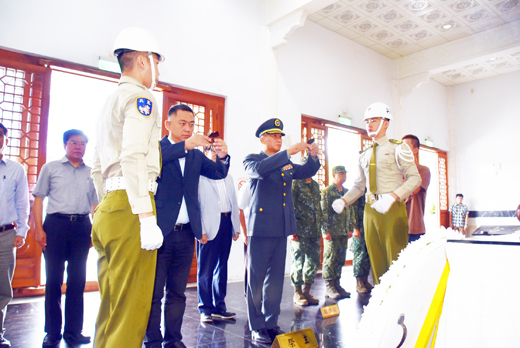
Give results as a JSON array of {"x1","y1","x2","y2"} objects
[
  {"x1": 0, "y1": 229, "x2": 16, "y2": 335},
  {"x1": 144, "y1": 226, "x2": 195, "y2": 347},
  {"x1": 196, "y1": 214, "x2": 232, "y2": 315},
  {"x1": 247, "y1": 236, "x2": 287, "y2": 331},
  {"x1": 243, "y1": 243, "x2": 248, "y2": 297},
  {"x1": 408, "y1": 233, "x2": 424, "y2": 243},
  {"x1": 43, "y1": 214, "x2": 91, "y2": 335}
]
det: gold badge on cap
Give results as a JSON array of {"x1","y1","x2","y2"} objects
[{"x1": 274, "y1": 119, "x2": 281, "y2": 127}]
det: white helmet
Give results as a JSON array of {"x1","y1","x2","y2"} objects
[
  {"x1": 364, "y1": 102, "x2": 393, "y2": 121},
  {"x1": 113, "y1": 27, "x2": 165, "y2": 62}
]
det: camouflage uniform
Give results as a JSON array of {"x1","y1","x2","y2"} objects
[
  {"x1": 348, "y1": 195, "x2": 371, "y2": 278},
  {"x1": 290, "y1": 178, "x2": 321, "y2": 286},
  {"x1": 321, "y1": 184, "x2": 350, "y2": 281}
]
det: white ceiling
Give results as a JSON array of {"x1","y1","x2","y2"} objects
[
  {"x1": 430, "y1": 50, "x2": 520, "y2": 84},
  {"x1": 307, "y1": 0, "x2": 520, "y2": 85}
]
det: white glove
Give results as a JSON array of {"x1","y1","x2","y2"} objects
[
  {"x1": 139, "y1": 216, "x2": 164, "y2": 250},
  {"x1": 371, "y1": 194, "x2": 396, "y2": 214},
  {"x1": 332, "y1": 199, "x2": 346, "y2": 214}
]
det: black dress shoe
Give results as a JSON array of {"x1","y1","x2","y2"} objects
[
  {"x1": 251, "y1": 329, "x2": 272, "y2": 345},
  {"x1": 0, "y1": 335, "x2": 11, "y2": 347},
  {"x1": 63, "y1": 332, "x2": 91, "y2": 345},
  {"x1": 211, "y1": 311, "x2": 236, "y2": 320},
  {"x1": 267, "y1": 326, "x2": 285, "y2": 341},
  {"x1": 42, "y1": 333, "x2": 62, "y2": 347}
]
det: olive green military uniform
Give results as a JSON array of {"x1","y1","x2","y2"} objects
[
  {"x1": 348, "y1": 195, "x2": 370, "y2": 278},
  {"x1": 290, "y1": 178, "x2": 321, "y2": 287},
  {"x1": 321, "y1": 184, "x2": 350, "y2": 281},
  {"x1": 91, "y1": 76, "x2": 161, "y2": 348},
  {"x1": 341, "y1": 136, "x2": 420, "y2": 284}
]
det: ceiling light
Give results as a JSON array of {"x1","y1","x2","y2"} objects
[
  {"x1": 411, "y1": 0, "x2": 429, "y2": 10},
  {"x1": 443, "y1": 24, "x2": 452, "y2": 29},
  {"x1": 488, "y1": 57, "x2": 498, "y2": 61}
]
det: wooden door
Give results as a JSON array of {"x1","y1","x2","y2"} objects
[
  {"x1": 0, "y1": 57, "x2": 51, "y2": 289},
  {"x1": 360, "y1": 133, "x2": 374, "y2": 151},
  {"x1": 301, "y1": 116, "x2": 328, "y2": 189},
  {"x1": 438, "y1": 152, "x2": 449, "y2": 227},
  {"x1": 161, "y1": 88, "x2": 225, "y2": 284}
]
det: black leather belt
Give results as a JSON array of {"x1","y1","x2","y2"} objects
[
  {"x1": 51, "y1": 213, "x2": 89, "y2": 222},
  {"x1": 0, "y1": 224, "x2": 15, "y2": 233},
  {"x1": 221, "y1": 212, "x2": 231, "y2": 217},
  {"x1": 174, "y1": 223, "x2": 190, "y2": 231}
]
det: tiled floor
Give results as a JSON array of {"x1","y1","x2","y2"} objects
[{"x1": 5, "y1": 266, "x2": 370, "y2": 347}]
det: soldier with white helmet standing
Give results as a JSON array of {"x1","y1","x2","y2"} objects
[
  {"x1": 91, "y1": 27, "x2": 165, "y2": 348},
  {"x1": 331, "y1": 103, "x2": 421, "y2": 284}
]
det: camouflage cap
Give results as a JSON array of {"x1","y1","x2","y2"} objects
[{"x1": 332, "y1": 165, "x2": 346, "y2": 174}]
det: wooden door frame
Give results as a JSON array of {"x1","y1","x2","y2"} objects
[
  {"x1": 419, "y1": 146, "x2": 449, "y2": 228},
  {"x1": 1, "y1": 51, "x2": 51, "y2": 293}
]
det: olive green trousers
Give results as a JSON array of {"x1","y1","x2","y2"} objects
[
  {"x1": 92, "y1": 190, "x2": 157, "y2": 348},
  {"x1": 364, "y1": 200, "x2": 408, "y2": 284}
]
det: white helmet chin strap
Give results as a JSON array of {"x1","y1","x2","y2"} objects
[
  {"x1": 367, "y1": 118, "x2": 385, "y2": 138},
  {"x1": 148, "y1": 52, "x2": 156, "y2": 90}
]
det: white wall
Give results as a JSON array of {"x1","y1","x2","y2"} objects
[
  {"x1": 399, "y1": 80, "x2": 450, "y2": 151},
  {"x1": 449, "y1": 70, "x2": 520, "y2": 220},
  {"x1": 277, "y1": 21, "x2": 395, "y2": 134}
]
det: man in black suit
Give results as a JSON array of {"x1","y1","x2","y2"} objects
[
  {"x1": 243, "y1": 118, "x2": 320, "y2": 345},
  {"x1": 144, "y1": 104, "x2": 230, "y2": 348}
]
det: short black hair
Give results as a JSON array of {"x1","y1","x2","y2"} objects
[
  {"x1": 168, "y1": 104, "x2": 194, "y2": 119},
  {"x1": 402, "y1": 134, "x2": 420, "y2": 149},
  {"x1": 456, "y1": 193, "x2": 464, "y2": 198},
  {"x1": 0, "y1": 122, "x2": 7, "y2": 136},
  {"x1": 116, "y1": 51, "x2": 161, "y2": 73},
  {"x1": 63, "y1": 129, "x2": 88, "y2": 144},
  {"x1": 116, "y1": 50, "x2": 142, "y2": 72}
]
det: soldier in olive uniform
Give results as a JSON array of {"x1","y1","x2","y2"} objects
[
  {"x1": 290, "y1": 157, "x2": 322, "y2": 306},
  {"x1": 321, "y1": 166, "x2": 350, "y2": 299},
  {"x1": 348, "y1": 195, "x2": 373, "y2": 294},
  {"x1": 332, "y1": 102, "x2": 421, "y2": 284},
  {"x1": 91, "y1": 28, "x2": 165, "y2": 348}
]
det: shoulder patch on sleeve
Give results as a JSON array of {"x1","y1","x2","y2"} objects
[
  {"x1": 389, "y1": 139, "x2": 402, "y2": 145},
  {"x1": 136, "y1": 97, "x2": 153, "y2": 117}
]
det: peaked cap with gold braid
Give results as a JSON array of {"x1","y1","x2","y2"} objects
[{"x1": 255, "y1": 118, "x2": 286, "y2": 138}]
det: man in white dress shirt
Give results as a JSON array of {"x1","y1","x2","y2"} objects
[{"x1": 197, "y1": 149, "x2": 240, "y2": 323}]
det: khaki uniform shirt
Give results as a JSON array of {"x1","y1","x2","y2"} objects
[
  {"x1": 342, "y1": 135, "x2": 421, "y2": 205},
  {"x1": 92, "y1": 76, "x2": 161, "y2": 214}
]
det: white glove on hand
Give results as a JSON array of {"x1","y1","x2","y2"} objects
[
  {"x1": 332, "y1": 199, "x2": 346, "y2": 214},
  {"x1": 371, "y1": 194, "x2": 396, "y2": 214},
  {"x1": 139, "y1": 216, "x2": 164, "y2": 250}
]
